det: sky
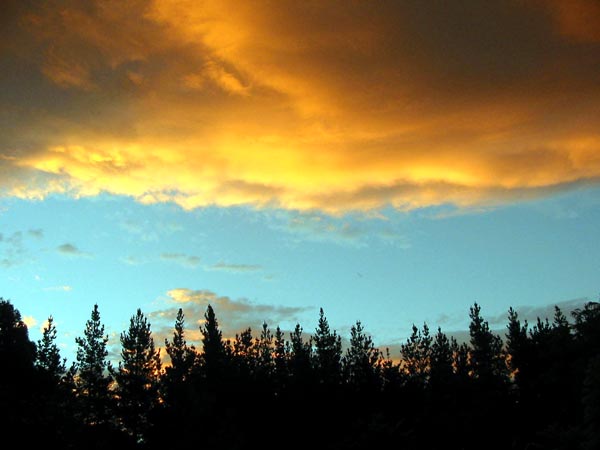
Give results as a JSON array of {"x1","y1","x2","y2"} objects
[{"x1": 1, "y1": 0, "x2": 600, "y2": 360}]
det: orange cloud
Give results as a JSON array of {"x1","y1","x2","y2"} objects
[{"x1": 1, "y1": 0, "x2": 600, "y2": 213}]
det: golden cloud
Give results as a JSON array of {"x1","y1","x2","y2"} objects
[
  {"x1": 22, "y1": 315, "x2": 38, "y2": 329},
  {"x1": 2, "y1": 0, "x2": 600, "y2": 213},
  {"x1": 152, "y1": 288, "x2": 311, "y2": 334}
]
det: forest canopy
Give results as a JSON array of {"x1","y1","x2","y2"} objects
[{"x1": 0, "y1": 297, "x2": 599, "y2": 450}]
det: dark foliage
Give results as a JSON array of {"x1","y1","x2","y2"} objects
[{"x1": 1, "y1": 297, "x2": 600, "y2": 450}]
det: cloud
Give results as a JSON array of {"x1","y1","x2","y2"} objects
[
  {"x1": 120, "y1": 253, "x2": 201, "y2": 267},
  {"x1": 22, "y1": 315, "x2": 37, "y2": 329},
  {"x1": 0, "y1": 231, "x2": 27, "y2": 267},
  {"x1": 208, "y1": 262, "x2": 262, "y2": 273},
  {"x1": 149, "y1": 288, "x2": 315, "y2": 362},
  {"x1": 42, "y1": 285, "x2": 73, "y2": 292},
  {"x1": 121, "y1": 255, "x2": 144, "y2": 266},
  {"x1": 0, "y1": 229, "x2": 46, "y2": 267},
  {"x1": 56, "y1": 243, "x2": 92, "y2": 258},
  {"x1": 27, "y1": 229, "x2": 44, "y2": 239},
  {"x1": 1, "y1": 1, "x2": 600, "y2": 213},
  {"x1": 150, "y1": 288, "x2": 312, "y2": 336},
  {"x1": 486, "y1": 297, "x2": 589, "y2": 327},
  {"x1": 273, "y1": 210, "x2": 410, "y2": 248},
  {"x1": 118, "y1": 218, "x2": 184, "y2": 242},
  {"x1": 400, "y1": 297, "x2": 592, "y2": 351},
  {"x1": 160, "y1": 252, "x2": 201, "y2": 268}
]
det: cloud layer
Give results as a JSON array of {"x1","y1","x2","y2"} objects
[
  {"x1": 151, "y1": 288, "x2": 312, "y2": 337},
  {"x1": 2, "y1": 0, "x2": 600, "y2": 213}
]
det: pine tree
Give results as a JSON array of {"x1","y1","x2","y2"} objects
[
  {"x1": 468, "y1": 302, "x2": 506, "y2": 386},
  {"x1": 505, "y1": 307, "x2": 530, "y2": 388},
  {"x1": 343, "y1": 321, "x2": 380, "y2": 389},
  {"x1": 0, "y1": 299, "x2": 36, "y2": 382},
  {"x1": 313, "y1": 308, "x2": 342, "y2": 385},
  {"x1": 164, "y1": 308, "x2": 196, "y2": 385},
  {"x1": 0, "y1": 299, "x2": 37, "y2": 433},
  {"x1": 163, "y1": 308, "x2": 196, "y2": 409},
  {"x1": 380, "y1": 347, "x2": 400, "y2": 391},
  {"x1": 400, "y1": 323, "x2": 432, "y2": 388},
  {"x1": 289, "y1": 323, "x2": 312, "y2": 383},
  {"x1": 430, "y1": 327, "x2": 453, "y2": 390},
  {"x1": 256, "y1": 322, "x2": 273, "y2": 380},
  {"x1": 201, "y1": 304, "x2": 226, "y2": 382},
  {"x1": 572, "y1": 302, "x2": 600, "y2": 354},
  {"x1": 114, "y1": 308, "x2": 161, "y2": 441},
  {"x1": 74, "y1": 304, "x2": 113, "y2": 425},
  {"x1": 36, "y1": 316, "x2": 66, "y2": 381},
  {"x1": 273, "y1": 326, "x2": 288, "y2": 387},
  {"x1": 451, "y1": 337, "x2": 470, "y2": 382},
  {"x1": 527, "y1": 307, "x2": 575, "y2": 429},
  {"x1": 232, "y1": 327, "x2": 255, "y2": 379}
]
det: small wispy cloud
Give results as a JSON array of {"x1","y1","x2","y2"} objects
[
  {"x1": 57, "y1": 243, "x2": 92, "y2": 258},
  {"x1": 121, "y1": 255, "x2": 144, "y2": 266},
  {"x1": 0, "y1": 258, "x2": 17, "y2": 268},
  {"x1": 27, "y1": 228, "x2": 44, "y2": 239},
  {"x1": 0, "y1": 231, "x2": 27, "y2": 267},
  {"x1": 119, "y1": 220, "x2": 159, "y2": 242},
  {"x1": 120, "y1": 253, "x2": 201, "y2": 268},
  {"x1": 273, "y1": 211, "x2": 411, "y2": 248},
  {"x1": 119, "y1": 219, "x2": 184, "y2": 242},
  {"x1": 43, "y1": 285, "x2": 73, "y2": 292},
  {"x1": 208, "y1": 261, "x2": 262, "y2": 273},
  {"x1": 160, "y1": 253, "x2": 201, "y2": 268}
]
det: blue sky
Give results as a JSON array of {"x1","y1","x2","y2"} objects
[{"x1": 2, "y1": 186, "x2": 598, "y2": 361}]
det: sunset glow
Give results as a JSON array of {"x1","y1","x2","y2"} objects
[{"x1": 1, "y1": 0, "x2": 599, "y2": 359}]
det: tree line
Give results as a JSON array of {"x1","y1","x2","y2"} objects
[{"x1": 0, "y1": 297, "x2": 599, "y2": 450}]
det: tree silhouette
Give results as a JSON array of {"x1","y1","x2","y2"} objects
[
  {"x1": 380, "y1": 347, "x2": 400, "y2": 391},
  {"x1": 0, "y1": 298, "x2": 36, "y2": 380},
  {"x1": 36, "y1": 316, "x2": 66, "y2": 381},
  {"x1": 3, "y1": 295, "x2": 600, "y2": 450},
  {"x1": 114, "y1": 308, "x2": 161, "y2": 442},
  {"x1": 572, "y1": 302, "x2": 600, "y2": 354},
  {"x1": 200, "y1": 304, "x2": 226, "y2": 384},
  {"x1": 257, "y1": 322, "x2": 273, "y2": 376},
  {"x1": 401, "y1": 323, "x2": 432, "y2": 388},
  {"x1": 505, "y1": 307, "x2": 528, "y2": 381},
  {"x1": 313, "y1": 308, "x2": 342, "y2": 385},
  {"x1": 430, "y1": 327, "x2": 453, "y2": 390},
  {"x1": 468, "y1": 302, "x2": 506, "y2": 386},
  {"x1": 289, "y1": 323, "x2": 312, "y2": 384},
  {"x1": 164, "y1": 308, "x2": 196, "y2": 388},
  {"x1": 273, "y1": 325, "x2": 288, "y2": 386},
  {"x1": 232, "y1": 327, "x2": 255, "y2": 379},
  {"x1": 74, "y1": 304, "x2": 113, "y2": 426},
  {"x1": 344, "y1": 321, "x2": 380, "y2": 390},
  {"x1": 451, "y1": 337, "x2": 470, "y2": 383},
  {"x1": 0, "y1": 299, "x2": 37, "y2": 437}
]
